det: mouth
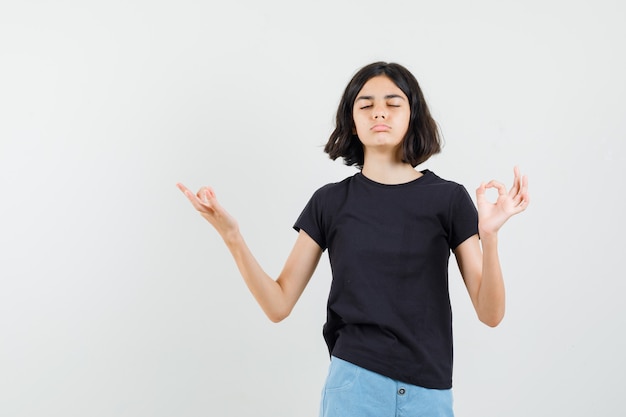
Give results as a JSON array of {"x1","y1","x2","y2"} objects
[{"x1": 371, "y1": 124, "x2": 391, "y2": 132}]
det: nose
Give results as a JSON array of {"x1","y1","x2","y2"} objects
[{"x1": 373, "y1": 105, "x2": 386, "y2": 119}]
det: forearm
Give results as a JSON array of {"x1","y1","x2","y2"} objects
[
  {"x1": 223, "y1": 232, "x2": 289, "y2": 323},
  {"x1": 476, "y1": 233, "x2": 506, "y2": 327}
]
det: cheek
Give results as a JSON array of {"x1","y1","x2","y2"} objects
[
  {"x1": 400, "y1": 113, "x2": 411, "y2": 131},
  {"x1": 352, "y1": 114, "x2": 366, "y2": 134}
]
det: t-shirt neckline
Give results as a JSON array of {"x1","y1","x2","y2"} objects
[{"x1": 356, "y1": 169, "x2": 432, "y2": 188}]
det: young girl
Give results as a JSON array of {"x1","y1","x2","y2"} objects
[{"x1": 177, "y1": 62, "x2": 529, "y2": 417}]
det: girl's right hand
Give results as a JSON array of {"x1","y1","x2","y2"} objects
[{"x1": 176, "y1": 183, "x2": 239, "y2": 241}]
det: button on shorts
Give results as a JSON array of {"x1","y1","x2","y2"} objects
[{"x1": 320, "y1": 356, "x2": 454, "y2": 417}]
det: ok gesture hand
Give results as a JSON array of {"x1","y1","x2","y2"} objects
[
  {"x1": 177, "y1": 183, "x2": 239, "y2": 241},
  {"x1": 476, "y1": 166, "x2": 530, "y2": 236}
]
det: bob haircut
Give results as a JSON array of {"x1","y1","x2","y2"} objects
[{"x1": 324, "y1": 62, "x2": 441, "y2": 168}]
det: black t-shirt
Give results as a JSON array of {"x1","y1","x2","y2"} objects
[{"x1": 294, "y1": 170, "x2": 478, "y2": 389}]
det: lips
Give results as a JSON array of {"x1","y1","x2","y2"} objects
[{"x1": 371, "y1": 124, "x2": 391, "y2": 132}]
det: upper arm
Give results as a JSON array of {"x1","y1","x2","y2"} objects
[
  {"x1": 275, "y1": 230, "x2": 323, "y2": 315},
  {"x1": 453, "y1": 234, "x2": 483, "y2": 309}
]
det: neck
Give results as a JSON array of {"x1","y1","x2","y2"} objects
[{"x1": 361, "y1": 152, "x2": 422, "y2": 185}]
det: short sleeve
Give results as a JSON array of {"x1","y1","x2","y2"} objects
[
  {"x1": 449, "y1": 185, "x2": 479, "y2": 249},
  {"x1": 293, "y1": 187, "x2": 328, "y2": 250}
]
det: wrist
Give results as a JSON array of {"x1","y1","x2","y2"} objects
[
  {"x1": 478, "y1": 229, "x2": 498, "y2": 245},
  {"x1": 222, "y1": 228, "x2": 243, "y2": 247}
]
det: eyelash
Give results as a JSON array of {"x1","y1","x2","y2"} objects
[{"x1": 359, "y1": 104, "x2": 401, "y2": 109}]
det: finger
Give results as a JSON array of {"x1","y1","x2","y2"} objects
[
  {"x1": 177, "y1": 183, "x2": 203, "y2": 202},
  {"x1": 197, "y1": 187, "x2": 209, "y2": 203},
  {"x1": 518, "y1": 175, "x2": 530, "y2": 206},
  {"x1": 196, "y1": 186, "x2": 211, "y2": 203},
  {"x1": 512, "y1": 198, "x2": 530, "y2": 213},
  {"x1": 198, "y1": 187, "x2": 218, "y2": 205},
  {"x1": 177, "y1": 183, "x2": 201, "y2": 204},
  {"x1": 176, "y1": 182, "x2": 191, "y2": 194},
  {"x1": 188, "y1": 192, "x2": 212, "y2": 211},
  {"x1": 475, "y1": 182, "x2": 488, "y2": 204},
  {"x1": 509, "y1": 177, "x2": 530, "y2": 211},
  {"x1": 512, "y1": 173, "x2": 529, "y2": 205},
  {"x1": 508, "y1": 166, "x2": 522, "y2": 197},
  {"x1": 486, "y1": 180, "x2": 508, "y2": 196},
  {"x1": 176, "y1": 184, "x2": 215, "y2": 213},
  {"x1": 197, "y1": 187, "x2": 226, "y2": 217},
  {"x1": 521, "y1": 174, "x2": 528, "y2": 193}
]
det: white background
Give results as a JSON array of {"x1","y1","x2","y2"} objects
[{"x1": 1, "y1": 0, "x2": 624, "y2": 416}]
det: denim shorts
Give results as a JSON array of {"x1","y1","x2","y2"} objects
[{"x1": 319, "y1": 356, "x2": 454, "y2": 417}]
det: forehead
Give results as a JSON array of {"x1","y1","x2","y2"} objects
[{"x1": 356, "y1": 75, "x2": 406, "y2": 99}]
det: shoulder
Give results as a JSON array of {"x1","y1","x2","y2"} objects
[
  {"x1": 418, "y1": 171, "x2": 477, "y2": 217},
  {"x1": 297, "y1": 175, "x2": 356, "y2": 227},
  {"x1": 310, "y1": 174, "x2": 357, "y2": 198},
  {"x1": 421, "y1": 170, "x2": 470, "y2": 196},
  {"x1": 422, "y1": 170, "x2": 463, "y2": 187}
]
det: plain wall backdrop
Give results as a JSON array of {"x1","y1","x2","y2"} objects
[{"x1": 1, "y1": 0, "x2": 624, "y2": 416}]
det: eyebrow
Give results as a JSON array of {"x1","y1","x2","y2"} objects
[{"x1": 355, "y1": 94, "x2": 406, "y2": 101}]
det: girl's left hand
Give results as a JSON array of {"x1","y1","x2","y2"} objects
[{"x1": 476, "y1": 166, "x2": 530, "y2": 236}]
